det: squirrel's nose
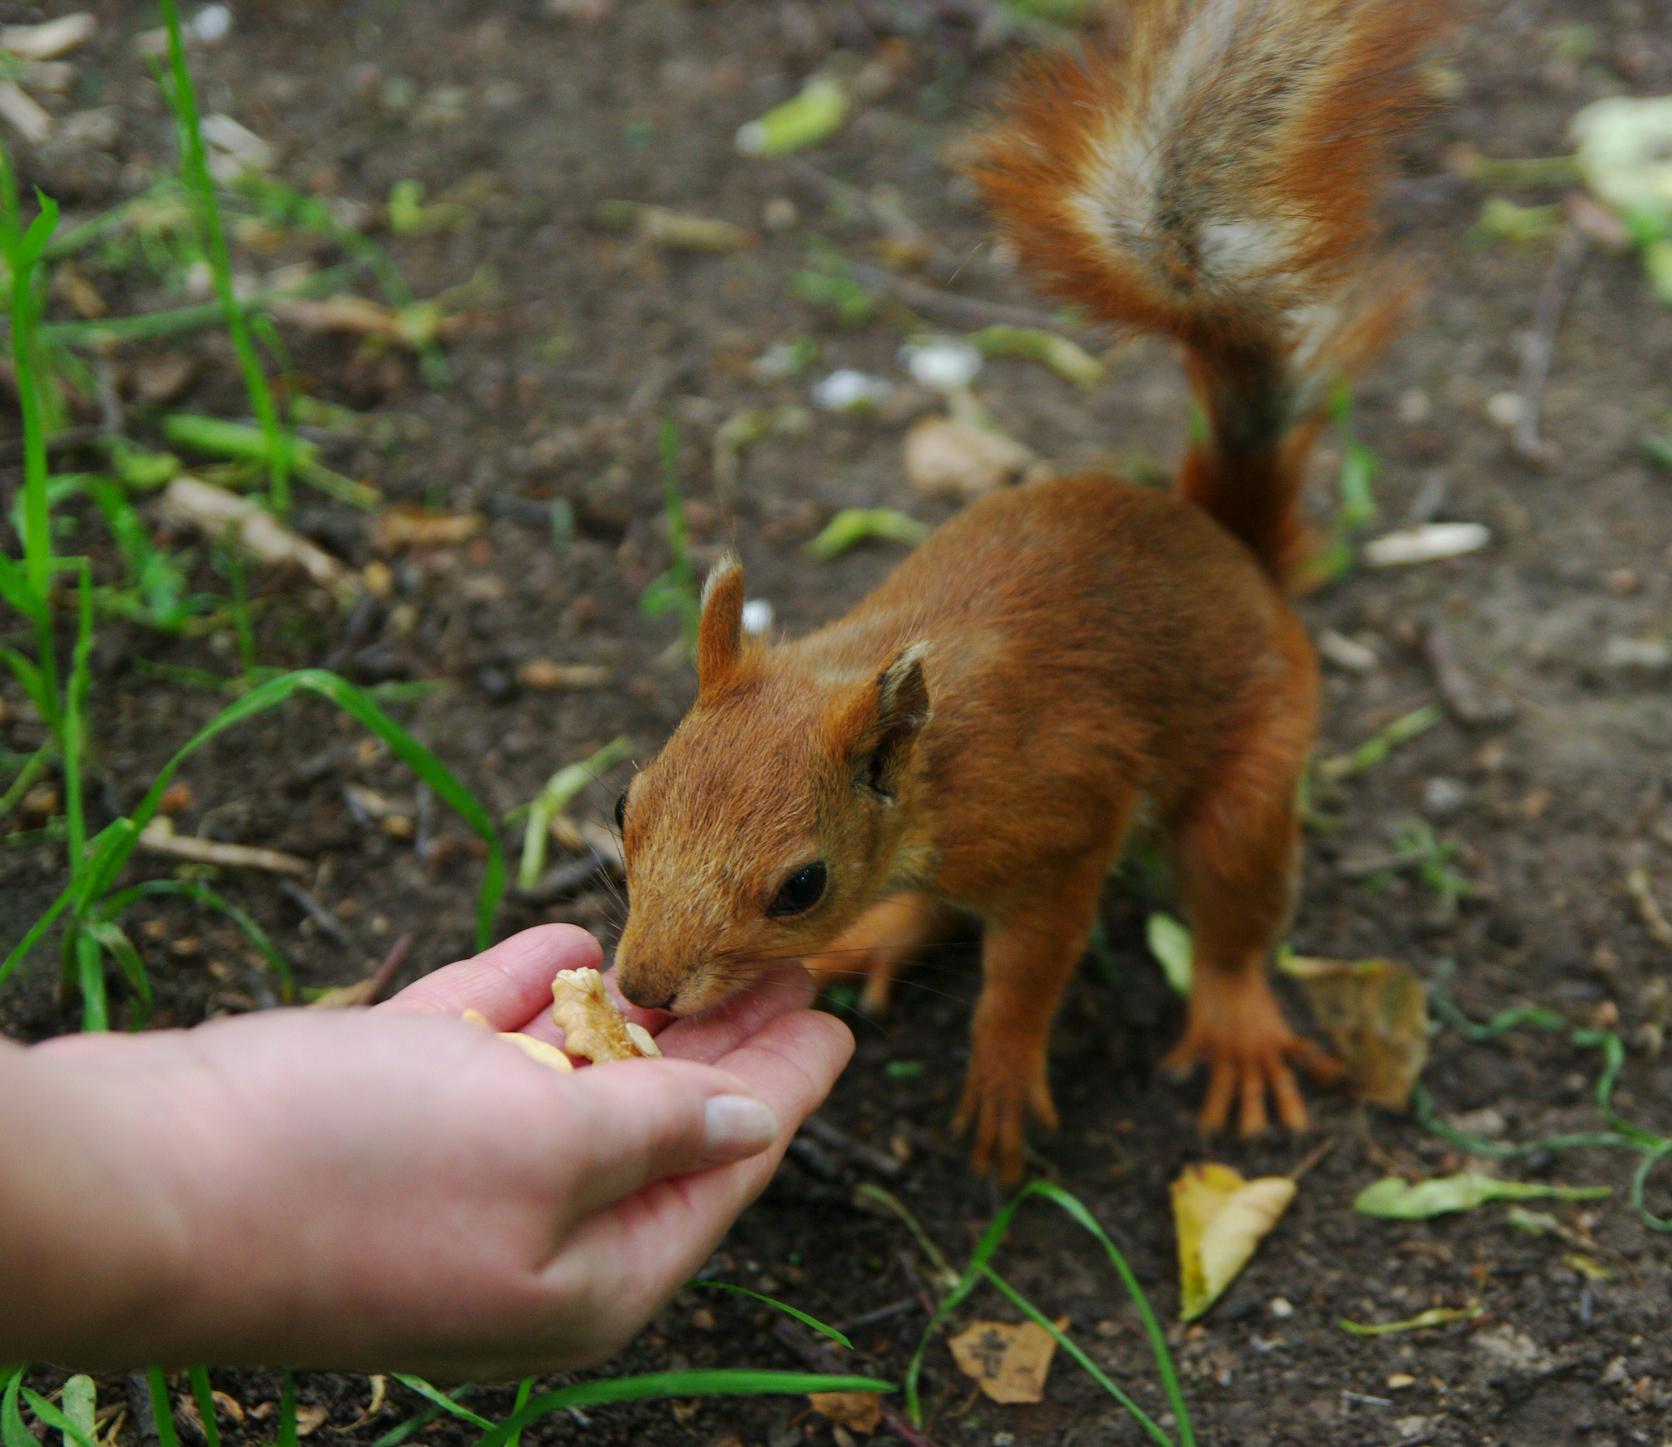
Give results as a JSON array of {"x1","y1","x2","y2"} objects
[{"x1": 618, "y1": 974, "x2": 676, "y2": 1012}]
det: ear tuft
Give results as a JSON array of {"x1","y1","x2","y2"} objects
[
  {"x1": 876, "y1": 641, "x2": 931, "y2": 736},
  {"x1": 696, "y1": 552, "x2": 745, "y2": 690},
  {"x1": 861, "y1": 641, "x2": 932, "y2": 799}
]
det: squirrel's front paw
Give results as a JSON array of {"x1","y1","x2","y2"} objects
[
  {"x1": 953, "y1": 1052, "x2": 1057, "y2": 1182},
  {"x1": 1163, "y1": 970, "x2": 1340, "y2": 1134}
]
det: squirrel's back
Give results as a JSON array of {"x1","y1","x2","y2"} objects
[{"x1": 973, "y1": 0, "x2": 1451, "y2": 584}]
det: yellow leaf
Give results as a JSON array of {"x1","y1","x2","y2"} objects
[
  {"x1": 948, "y1": 1317, "x2": 1065, "y2": 1404},
  {"x1": 1172, "y1": 1163, "x2": 1296, "y2": 1322},
  {"x1": 1280, "y1": 955, "x2": 1429, "y2": 1110}
]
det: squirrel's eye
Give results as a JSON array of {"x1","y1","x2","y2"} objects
[
  {"x1": 614, "y1": 792, "x2": 627, "y2": 833},
  {"x1": 768, "y1": 862, "x2": 827, "y2": 918}
]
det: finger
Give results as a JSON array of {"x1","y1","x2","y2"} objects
[
  {"x1": 552, "y1": 1058, "x2": 781, "y2": 1223},
  {"x1": 547, "y1": 1009, "x2": 854, "y2": 1307},
  {"x1": 647, "y1": 964, "x2": 817, "y2": 1063},
  {"x1": 381, "y1": 925, "x2": 601, "y2": 1028}
]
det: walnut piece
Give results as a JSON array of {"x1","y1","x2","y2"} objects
[
  {"x1": 460, "y1": 1007, "x2": 575, "y2": 1072},
  {"x1": 549, "y1": 967, "x2": 662, "y2": 1063}
]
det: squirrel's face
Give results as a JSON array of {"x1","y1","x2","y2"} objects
[{"x1": 612, "y1": 556, "x2": 929, "y2": 1016}]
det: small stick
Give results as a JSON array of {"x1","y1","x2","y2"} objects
[
  {"x1": 800, "y1": 1114, "x2": 905, "y2": 1178},
  {"x1": 139, "y1": 825, "x2": 309, "y2": 876},
  {"x1": 278, "y1": 880, "x2": 353, "y2": 946},
  {"x1": 1423, "y1": 622, "x2": 1515, "y2": 728},
  {"x1": 1512, "y1": 224, "x2": 1588, "y2": 464},
  {"x1": 1625, "y1": 867, "x2": 1672, "y2": 951},
  {"x1": 848, "y1": 261, "x2": 1082, "y2": 336},
  {"x1": 835, "y1": 1295, "x2": 924, "y2": 1334}
]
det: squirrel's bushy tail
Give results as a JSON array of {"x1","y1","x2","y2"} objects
[{"x1": 974, "y1": 0, "x2": 1449, "y2": 586}]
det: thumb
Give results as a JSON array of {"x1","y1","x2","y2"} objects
[{"x1": 554, "y1": 1059, "x2": 780, "y2": 1222}]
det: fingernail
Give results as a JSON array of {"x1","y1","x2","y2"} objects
[{"x1": 703, "y1": 1094, "x2": 779, "y2": 1160}]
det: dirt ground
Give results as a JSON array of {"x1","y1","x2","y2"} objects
[{"x1": 3, "y1": 1, "x2": 1670, "y2": 1443}]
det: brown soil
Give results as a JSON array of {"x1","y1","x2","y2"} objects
[{"x1": 2, "y1": 1, "x2": 1669, "y2": 1444}]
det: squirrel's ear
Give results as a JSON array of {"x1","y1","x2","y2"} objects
[
  {"x1": 696, "y1": 552, "x2": 745, "y2": 691},
  {"x1": 849, "y1": 642, "x2": 931, "y2": 800}
]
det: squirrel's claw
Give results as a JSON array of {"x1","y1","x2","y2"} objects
[
  {"x1": 954, "y1": 1055, "x2": 1058, "y2": 1182},
  {"x1": 1162, "y1": 972, "x2": 1341, "y2": 1135}
]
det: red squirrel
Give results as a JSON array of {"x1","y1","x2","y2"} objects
[{"x1": 612, "y1": 0, "x2": 1450, "y2": 1179}]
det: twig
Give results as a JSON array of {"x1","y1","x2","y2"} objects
[
  {"x1": 278, "y1": 880, "x2": 353, "y2": 946},
  {"x1": 1625, "y1": 867, "x2": 1672, "y2": 951},
  {"x1": 139, "y1": 824, "x2": 309, "y2": 876},
  {"x1": 1423, "y1": 622, "x2": 1515, "y2": 728},
  {"x1": 769, "y1": 1320, "x2": 944, "y2": 1447},
  {"x1": 1513, "y1": 223, "x2": 1588, "y2": 464},
  {"x1": 835, "y1": 1295, "x2": 924, "y2": 1335},
  {"x1": 800, "y1": 1114, "x2": 905, "y2": 1178},
  {"x1": 848, "y1": 261, "x2": 1082, "y2": 335}
]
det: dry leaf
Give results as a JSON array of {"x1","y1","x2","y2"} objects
[
  {"x1": 550, "y1": 967, "x2": 660, "y2": 1062},
  {"x1": 0, "y1": 14, "x2": 96, "y2": 60},
  {"x1": 948, "y1": 1317, "x2": 1065, "y2": 1404},
  {"x1": 1279, "y1": 955, "x2": 1428, "y2": 1110},
  {"x1": 517, "y1": 659, "x2": 611, "y2": 691},
  {"x1": 1172, "y1": 1163, "x2": 1296, "y2": 1322},
  {"x1": 807, "y1": 1391, "x2": 881, "y2": 1434},
  {"x1": 342, "y1": 1376, "x2": 388, "y2": 1432},
  {"x1": 293, "y1": 1402, "x2": 329, "y2": 1438},
  {"x1": 374, "y1": 506, "x2": 484, "y2": 551},
  {"x1": 161, "y1": 476, "x2": 358, "y2": 597},
  {"x1": 904, "y1": 415, "x2": 1037, "y2": 502}
]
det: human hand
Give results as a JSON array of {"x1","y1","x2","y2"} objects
[{"x1": 13, "y1": 925, "x2": 851, "y2": 1377}]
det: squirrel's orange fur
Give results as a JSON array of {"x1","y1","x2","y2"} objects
[{"x1": 614, "y1": 0, "x2": 1448, "y2": 1179}]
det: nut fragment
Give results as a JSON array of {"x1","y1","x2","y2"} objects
[
  {"x1": 549, "y1": 967, "x2": 662, "y2": 1062},
  {"x1": 460, "y1": 1007, "x2": 575, "y2": 1072}
]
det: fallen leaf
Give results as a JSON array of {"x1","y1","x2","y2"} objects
[
  {"x1": 903, "y1": 415, "x2": 1037, "y2": 501},
  {"x1": 1362, "y1": 522, "x2": 1490, "y2": 566},
  {"x1": 0, "y1": 14, "x2": 96, "y2": 61},
  {"x1": 596, "y1": 199, "x2": 755, "y2": 253},
  {"x1": 374, "y1": 506, "x2": 484, "y2": 551},
  {"x1": 1353, "y1": 1172, "x2": 1610, "y2": 1219},
  {"x1": 517, "y1": 659, "x2": 611, "y2": 690},
  {"x1": 343, "y1": 1376, "x2": 388, "y2": 1432},
  {"x1": 948, "y1": 1317, "x2": 1066, "y2": 1404},
  {"x1": 293, "y1": 1402, "x2": 329, "y2": 1438},
  {"x1": 1145, "y1": 912, "x2": 1192, "y2": 996},
  {"x1": 1338, "y1": 1302, "x2": 1483, "y2": 1336},
  {"x1": 161, "y1": 476, "x2": 358, "y2": 597},
  {"x1": 807, "y1": 1391, "x2": 881, "y2": 1434},
  {"x1": 736, "y1": 74, "x2": 848, "y2": 156},
  {"x1": 1173, "y1": 1163, "x2": 1297, "y2": 1322},
  {"x1": 1278, "y1": 955, "x2": 1427, "y2": 1110}
]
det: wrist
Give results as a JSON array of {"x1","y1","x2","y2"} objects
[{"x1": 0, "y1": 1037, "x2": 196, "y2": 1367}]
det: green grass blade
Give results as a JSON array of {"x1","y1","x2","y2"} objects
[
  {"x1": 276, "y1": 1373, "x2": 297, "y2": 1447},
  {"x1": 4, "y1": 184, "x2": 59, "y2": 601},
  {"x1": 61, "y1": 563, "x2": 95, "y2": 870},
  {"x1": 390, "y1": 1378, "x2": 493, "y2": 1431},
  {"x1": 185, "y1": 1368, "x2": 219, "y2": 1447},
  {"x1": 692, "y1": 1280, "x2": 852, "y2": 1349},
  {"x1": 84, "y1": 920, "x2": 154, "y2": 1022},
  {"x1": 476, "y1": 1371, "x2": 894, "y2": 1447},
  {"x1": 1, "y1": 1368, "x2": 32, "y2": 1447},
  {"x1": 504, "y1": 1378, "x2": 532, "y2": 1447},
  {"x1": 20, "y1": 1388, "x2": 98, "y2": 1447},
  {"x1": 368, "y1": 1406, "x2": 443, "y2": 1447},
  {"x1": 146, "y1": 1369, "x2": 182, "y2": 1447},
  {"x1": 74, "y1": 930, "x2": 108, "y2": 1033},
  {"x1": 97, "y1": 878, "x2": 294, "y2": 999},
  {"x1": 4, "y1": 670, "x2": 503, "y2": 984},
  {"x1": 155, "y1": 0, "x2": 289, "y2": 512}
]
